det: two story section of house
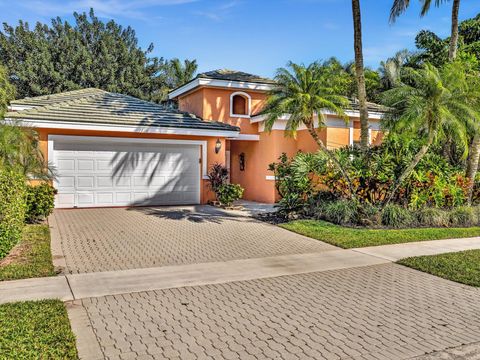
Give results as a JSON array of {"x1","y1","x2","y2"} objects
[{"x1": 169, "y1": 69, "x2": 385, "y2": 203}]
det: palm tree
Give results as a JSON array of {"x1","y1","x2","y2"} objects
[
  {"x1": 382, "y1": 62, "x2": 478, "y2": 206},
  {"x1": 0, "y1": 122, "x2": 55, "y2": 180},
  {"x1": 390, "y1": 0, "x2": 460, "y2": 61},
  {"x1": 351, "y1": 0, "x2": 369, "y2": 150},
  {"x1": 379, "y1": 49, "x2": 410, "y2": 90},
  {"x1": 169, "y1": 59, "x2": 198, "y2": 88},
  {"x1": 260, "y1": 61, "x2": 356, "y2": 197}
]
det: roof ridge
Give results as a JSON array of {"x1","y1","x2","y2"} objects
[
  {"x1": 10, "y1": 88, "x2": 106, "y2": 104},
  {"x1": 8, "y1": 89, "x2": 108, "y2": 116}
]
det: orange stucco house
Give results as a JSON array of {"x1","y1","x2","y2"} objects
[{"x1": 6, "y1": 69, "x2": 384, "y2": 208}]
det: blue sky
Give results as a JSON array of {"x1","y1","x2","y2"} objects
[{"x1": 0, "y1": 0, "x2": 478, "y2": 77}]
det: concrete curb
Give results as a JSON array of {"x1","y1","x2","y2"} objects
[{"x1": 48, "y1": 213, "x2": 67, "y2": 274}]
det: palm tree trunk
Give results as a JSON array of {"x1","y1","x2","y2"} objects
[
  {"x1": 351, "y1": 0, "x2": 369, "y2": 150},
  {"x1": 383, "y1": 131, "x2": 436, "y2": 208},
  {"x1": 305, "y1": 123, "x2": 356, "y2": 199},
  {"x1": 448, "y1": 0, "x2": 461, "y2": 61},
  {"x1": 466, "y1": 133, "x2": 480, "y2": 204}
]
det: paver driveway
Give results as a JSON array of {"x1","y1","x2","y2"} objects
[
  {"x1": 80, "y1": 263, "x2": 480, "y2": 360},
  {"x1": 52, "y1": 206, "x2": 335, "y2": 274}
]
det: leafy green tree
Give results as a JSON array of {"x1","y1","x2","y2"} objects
[
  {"x1": 382, "y1": 62, "x2": 479, "y2": 205},
  {"x1": 0, "y1": 65, "x2": 15, "y2": 118},
  {"x1": 0, "y1": 9, "x2": 195, "y2": 102},
  {"x1": 260, "y1": 61, "x2": 356, "y2": 196},
  {"x1": 390, "y1": 0, "x2": 461, "y2": 61}
]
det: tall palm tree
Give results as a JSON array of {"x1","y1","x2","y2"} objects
[
  {"x1": 169, "y1": 59, "x2": 198, "y2": 88},
  {"x1": 260, "y1": 61, "x2": 356, "y2": 197},
  {"x1": 351, "y1": 0, "x2": 369, "y2": 150},
  {"x1": 382, "y1": 62, "x2": 478, "y2": 205},
  {"x1": 390, "y1": 0, "x2": 460, "y2": 61}
]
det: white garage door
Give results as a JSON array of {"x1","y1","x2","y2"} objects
[{"x1": 53, "y1": 138, "x2": 201, "y2": 208}]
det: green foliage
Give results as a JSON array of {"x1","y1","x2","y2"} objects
[
  {"x1": 0, "y1": 168, "x2": 26, "y2": 260},
  {"x1": 166, "y1": 59, "x2": 198, "y2": 88},
  {"x1": 417, "y1": 208, "x2": 449, "y2": 227},
  {"x1": 449, "y1": 206, "x2": 478, "y2": 227},
  {"x1": 0, "y1": 9, "x2": 194, "y2": 102},
  {"x1": 322, "y1": 200, "x2": 358, "y2": 226},
  {"x1": 381, "y1": 204, "x2": 414, "y2": 228},
  {"x1": 25, "y1": 184, "x2": 55, "y2": 223},
  {"x1": 0, "y1": 65, "x2": 15, "y2": 118},
  {"x1": 0, "y1": 225, "x2": 55, "y2": 281},
  {"x1": 0, "y1": 122, "x2": 54, "y2": 180},
  {"x1": 0, "y1": 300, "x2": 78, "y2": 359},
  {"x1": 261, "y1": 61, "x2": 349, "y2": 136},
  {"x1": 216, "y1": 184, "x2": 244, "y2": 206}
]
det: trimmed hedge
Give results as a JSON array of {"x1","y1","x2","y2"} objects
[
  {"x1": 0, "y1": 169, "x2": 27, "y2": 259},
  {"x1": 25, "y1": 184, "x2": 55, "y2": 223}
]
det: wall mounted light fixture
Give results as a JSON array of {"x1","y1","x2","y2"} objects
[
  {"x1": 215, "y1": 139, "x2": 222, "y2": 154},
  {"x1": 239, "y1": 152, "x2": 245, "y2": 171}
]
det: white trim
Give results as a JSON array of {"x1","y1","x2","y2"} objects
[
  {"x1": 168, "y1": 78, "x2": 275, "y2": 99},
  {"x1": 229, "y1": 134, "x2": 260, "y2": 141},
  {"x1": 265, "y1": 175, "x2": 276, "y2": 181},
  {"x1": 6, "y1": 118, "x2": 239, "y2": 138},
  {"x1": 251, "y1": 110, "x2": 384, "y2": 123},
  {"x1": 48, "y1": 135, "x2": 209, "y2": 179},
  {"x1": 257, "y1": 116, "x2": 380, "y2": 133},
  {"x1": 349, "y1": 126, "x2": 354, "y2": 146},
  {"x1": 230, "y1": 91, "x2": 251, "y2": 118}
]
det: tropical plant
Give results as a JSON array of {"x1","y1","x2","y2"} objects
[
  {"x1": 390, "y1": 0, "x2": 461, "y2": 62},
  {"x1": 381, "y1": 62, "x2": 479, "y2": 206},
  {"x1": 381, "y1": 204, "x2": 414, "y2": 228},
  {"x1": 0, "y1": 122, "x2": 55, "y2": 180},
  {"x1": 351, "y1": 0, "x2": 369, "y2": 149},
  {"x1": 260, "y1": 61, "x2": 355, "y2": 196},
  {"x1": 167, "y1": 59, "x2": 198, "y2": 88},
  {"x1": 207, "y1": 163, "x2": 229, "y2": 193},
  {"x1": 379, "y1": 49, "x2": 410, "y2": 90}
]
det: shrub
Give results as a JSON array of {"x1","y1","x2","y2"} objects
[
  {"x1": 323, "y1": 200, "x2": 358, "y2": 225},
  {"x1": 416, "y1": 208, "x2": 449, "y2": 227},
  {"x1": 216, "y1": 184, "x2": 244, "y2": 206},
  {"x1": 207, "y1": 163, "x2": 228, "y2": 193},
  {"x1": 381, "y1": 204, "x2": 414, "y2": 228},
  {"x1": 357, "y1": 202, "x2": 381, "y2": 227},
  {"x1": 25, "y1": 183, "x2": 55, "y2": 223},
  {"x1": 0, "y1": 169, "x2": 27, "y2": 259},
  {"x1": 449, "y1": 206, "x2": 478, "y2": 227}
]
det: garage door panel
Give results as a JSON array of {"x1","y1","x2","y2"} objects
[{"x1": 54, "y1": 140, "x2": 201, "y2": 208}]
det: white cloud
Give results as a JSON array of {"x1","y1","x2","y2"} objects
[
  {"x1": 16, "y1": 0, "x2": 197, "y2": 20},
  {"x1": 194, "y1": 0, "x2": 241, "y2": 22}
]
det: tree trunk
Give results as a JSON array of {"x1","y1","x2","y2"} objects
[
  {"x1": 305, "y1": 122, "x2": 356, "y2": 199},
  {"x1": 466, "y1": 133, "x2": 480, "y2": 204},
  {"x1": 448, "y1": 0, "x2": 461, "y2": 61},
  {"x1": 351, "y1": 0, "x2": 369, "y2": 150},
  {"x1": 383, "y1": 131, "x2": 436, "y2": 208}
]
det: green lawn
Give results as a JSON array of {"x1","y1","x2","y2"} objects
[
  {"x1": 0, "y1": 225, "x2": 55, "y2": 281},
  {"x1": 398, "y1": 250, "x2": 480, "y2": 287},
  {"x1": 0, "y1": 300, "x2": 78, "y2": 359},
  {"x1": 280, "y1": 220, "x2": 480, "y2": 248}
]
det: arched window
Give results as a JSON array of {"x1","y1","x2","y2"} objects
[{"x1": 230, "y1": 92, "x2": 251, "y2": 118}]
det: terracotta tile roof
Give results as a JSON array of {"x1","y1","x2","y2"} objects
[{"x1": 7, "y1": 88, "x2": 239, "y2": 132}]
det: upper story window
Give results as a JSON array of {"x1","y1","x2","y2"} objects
[{"x1": 230, "y1": 91, "x2": 251, "y2": 118}]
